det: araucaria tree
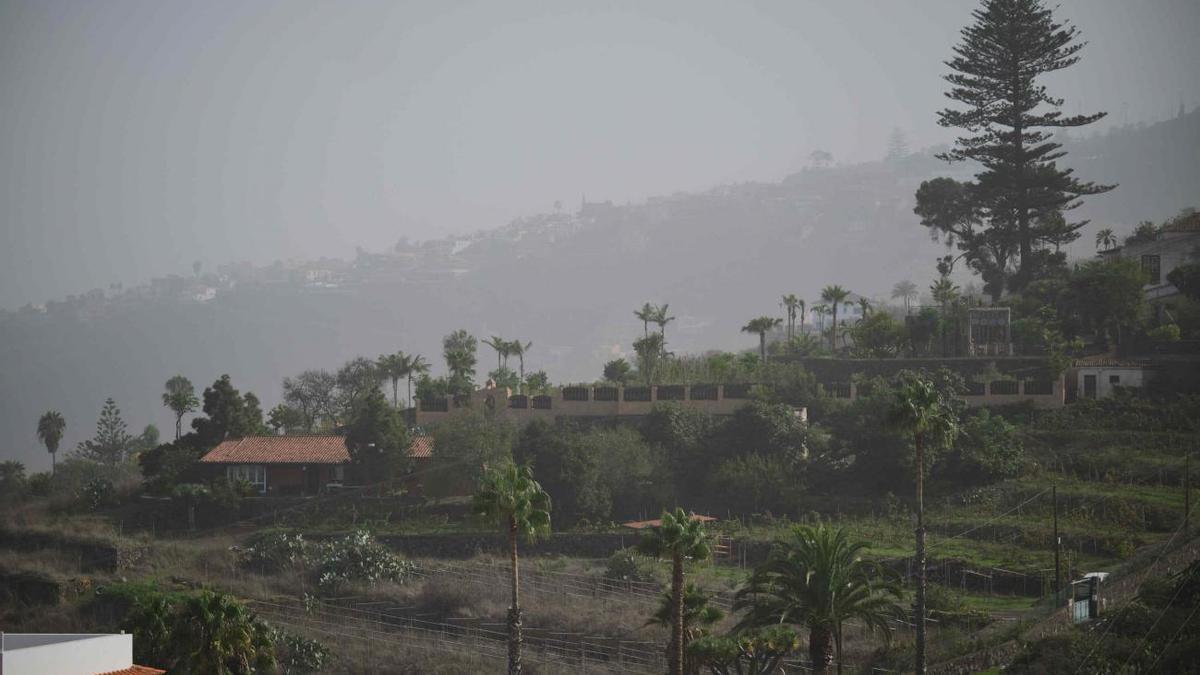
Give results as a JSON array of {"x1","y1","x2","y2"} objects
[
  {"x1": 37, "y1": 411, "x2": 66, "y2": 474},
  {"x1": 887, "y1": 373, "x2": 960, "y2": 675},
  {"x1": 734, "y1": 525, "x2": 902, "y2": 675},
  {"x1": 162, "y1": 375, "x2": 199, "y2": 440},
  {"x1": 637, "y1": 508, "x2": 711, "y2": 675},
  {"x1": 75, "y1": 397, "x2": 133, "y2": 465},
  {"x1": 474, "y1": 460, "x2": 552, "y2": 675},
  {"x1": 916, "y1": 0, "x2": 1113, "y2": 299},
  {"x1": 741, "y1": 317, "x2": 782, "y2": 364}
]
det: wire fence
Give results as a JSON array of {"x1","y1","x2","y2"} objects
[{"x1": 248, "y1": 595, "x2": 666, "y2": 673}]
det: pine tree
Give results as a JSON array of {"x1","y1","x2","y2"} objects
[
  {"x1": 916, "y1": 0, "x2": 1113, "y2": 298},
  {"x1": 76, "y1": 397, "x2": 133, "y2": 465}
]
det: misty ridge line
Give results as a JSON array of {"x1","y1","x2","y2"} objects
[{"x1": 4, "y1": 108, "x2": 1189, "y2": 316}]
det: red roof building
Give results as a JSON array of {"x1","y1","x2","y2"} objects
[{"x1": 199, "y1": 435, "x2": 350, "y2": 496}]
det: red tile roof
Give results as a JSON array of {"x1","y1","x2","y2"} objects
[
  {"x1": 200, "y1": 435, "x2": 350, "y2": 465},
  {"x1": 621, "y1": 514, "x2": 717, "y2": 530},
  {"x1": 407, "y1": 435, "x2": 433, "y2": 459},
  {"x1": 97, "y1": 667, "x2": 166, "y2": 675}
]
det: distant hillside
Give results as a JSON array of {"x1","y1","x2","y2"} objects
[{"x1": 2, "y1": 110, "x2": 1197, "y2": 469}]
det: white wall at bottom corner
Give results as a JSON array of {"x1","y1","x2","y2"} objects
[{"x1": 1, "y1": 633, "x2": 132, "y2": 675}]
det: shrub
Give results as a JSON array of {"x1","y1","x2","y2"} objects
[
  {"x1": 1147, "y1": 323, "x2": 1181, "y2": 342},
  {"x1": 314, "y1": 530, "x2": 414, "y2": 592},
  {"x1": 81, "y1": 478, "x2": 115, "y2": 511},
  {"x1": 604, "y1": 547, "x2": 658, "y2": 583},
  {"x1": 271, "y1": 628, "x2": 330, "y2": 674},
  {"x1": 240, "y1": 531, "x2": 310, "y2": 573}
]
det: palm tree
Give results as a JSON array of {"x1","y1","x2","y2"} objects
[
  {"x1": 635, "y1": 302, "x2": 657, "y2": 338},
  {"x1": 37, "y1": 411, "x2": 65, "y2": 475},
  {"x1": 797, "y1": 298, "x2": 807, "y2": 335},
  {"x1": 405, "y1": 354, "x2": 429, "y2": 408},
  {"x1": 162, "y1": 375, "x2": 199, "y2": 440},
  {"x1": 633, "y1": 333, "x2": 665, "y2": 385},
  {"x1": 741, "y1": 316, "x2": 782, "y2": 364},
  {"x1": 653, "y1": 303, "x2": 676, "y2": 348},
  {"x1": 820, "y1": 286, "x2": 850, "y2": 352},
  {"x1": 811, "y1": 304, "x2": 829, "y2": 335},
  {"x1": 474, "y1": 460, "x2": 552, "y2": 675},
  {"x1": 887, "y1": 373, "x2": 960, "y2": 675},
  {"x1": 509, "y1": 340, "x2": 533, "y2": 392},
  {"x1": 172, "y1": 591, "x2": 276, "y2": 674},
  {"x1": 781, "y1": 294, "x2": 801, "y2": 341},
  {"x1": 483, "y1": 336, "x2": 510, "y2": 371},
  {"x1": 892, "y1": 280, "x2": 919, "y2": 315},
  {"x1": 637, "y1": 508, "x2": 711, "y2": 675},
  {"x1": 856, "y1": 297, "x2": 872, "y2": 323},
  {"x1": 1095, "y1": 227, "x2": 1117, "y2": 251},
  {"x1": 375, "y1": 353, "x2": 408, "y2": 407},
  {"x1": 648, "y1": 583, "x2": 723, "y2": 675},
  {"x1": 734, "y1": 525, "x2": 903, "y2": 674}
]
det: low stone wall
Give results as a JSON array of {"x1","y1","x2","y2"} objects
[
  {"x1": 0, "y1": 567, "x2": 61, "y2": 607},
  {"x1": 367, "y1": 532, "x2": 635, "y2": 559},
  {"x1": 0, "y1": 527, "x2": 146, "y2": 572}
]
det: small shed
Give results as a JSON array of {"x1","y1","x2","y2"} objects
[
  {"x1": 1069, "y1": 572, "x2": 1108, "y2": 623},
  {"x1": 1073, "y1": 357, "x2": 1152, "y2": 399}
]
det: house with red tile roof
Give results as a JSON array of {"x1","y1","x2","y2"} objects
[
  {"x1": 198, "y1": 434, "x2": 433, "y2": 496},
  {"x1": 199, "y1": 435, "x2": 351, "y2": 495}
]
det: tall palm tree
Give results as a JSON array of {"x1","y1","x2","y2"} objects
[
  {"x1": 509, "y1": 340, "x2": 533, "y2": 392},
  {"x1": 474, "y1": 460, "x2": 552, "y2": 675},
  {"x1": 653, "y1": 303, "x2": 676, "y2": 347},
  {"x1": 37, "y1": 411, "x2": 66, "y2": 475},
  {"x1": 483, "y1": 336, "x2": 510, "y2": 371},
  {"x1": 637, "y1": 508, "x2": 711, "y2": 675},
  {"x1": 648, "y1": 583, "x2": 723, "y2": 675},
  {"x1": 856, "y1": 297, "x2": 872, "y2": 323},
  {"x1": 741, "y1": 317, "x2": 783, "y2": 364},
  {"x1": 811, "y1": 304, "x2": 829, "y2": 335},
  {"x1": 892, "y1": 280, "x2": 919, "y2": 315},
  {"x1": 1095, "y1": 227, "x2": 1117, "y2": 251},
  {"x1": 781, "y1": 294, "x2": 802, "y2": 341},
  {"x1": 887, "y1": 373, "x2": 960, "y2": 675},
  {"x1": 797, "y1": 298, "x2": 807, "y2": 336},
  {"x1": 734, "y1": 525, "x2": 903, "y2": 675},
  {"x1": 635, "y1": 302, "x2": 657, "y2": 338},
  {"x1": 820, "y1": 286, "x2": 850, "y2": 352},
  {"x1": 375, "y1": 352, "x2": 408, "y2": 407},
  {"x1": 405, "y1": 354, "x2": 429, "y2": 408},
  {"x1": 161, "y1": 375, "x2": 198, "y2": 440}
]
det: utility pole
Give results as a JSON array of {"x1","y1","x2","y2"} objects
[
  {"x1": 1185, "y1": 453, "x2": 1191, "y2": 534},
  {"x1": 1053, "y1": 484, "x2": 1061, "y2": 605}
]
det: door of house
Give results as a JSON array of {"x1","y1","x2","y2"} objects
[
  {"x1": 1083, "y1": 374, "x2": 1097, "y2": 399},
  {"x1": 306, "y1": 466, "x2": 321, "y2": 494}
]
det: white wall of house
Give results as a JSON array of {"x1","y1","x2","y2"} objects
[
  {"x1": 1107, "y1": 231, "x2": 1200, "y2": 301},
  {"x1": 1076, "y1": 366, "x2": 1148, "y2": 399},
  {"x1": 1, "y1": 633, "x2": 133, "y2": 674}
]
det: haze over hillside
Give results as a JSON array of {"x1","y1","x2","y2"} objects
[{"x1": 2, "y1": 110, "x2": 1198, "y2": 469}]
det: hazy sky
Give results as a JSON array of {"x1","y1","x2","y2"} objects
[{"x1": 2, "y1": 0, "x2": 1198, "y2": 308}]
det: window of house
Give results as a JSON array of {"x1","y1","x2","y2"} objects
[
  {"x1": 1141, "y1": 254, "x2": 1161, "y2": 285},
  {"x1": 331, "y1": 465, "x2": 345, "y2": 483},
  {"x1": 1109, "y1": 375, "x2": 1120, "y2": 384},
  {"x1": 227, "y1": 464, "x2": 266, "y2": 492}
]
